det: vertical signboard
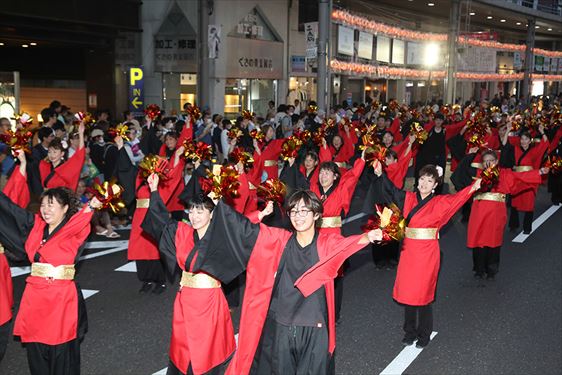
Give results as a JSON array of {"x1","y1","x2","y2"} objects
[
  {"x1": 337, "y1": 25, "x2": 354, "y2": 56},
  {"x1": 128, "y1": 67, "x2": 144, "y2": 116}
]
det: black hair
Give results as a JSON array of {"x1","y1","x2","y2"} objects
[
  {"x1": 285, "y1": 189, "x2": 324, "y2": 218},
  {"x1": 164, "y1": 131, "x2": 179, "y2": 140},
  {"x1": 304, "y1": 151, "x2": 319, "y2": 162},
  {"x1": 418, "y1": 164, "x2": 441, "y2": 184},
  {"x1": 319, "y1": 161, "x2": 341, "y2": 181},
  {"x1": 520, "y1": 130, "x2": 532, "y2": 140},
  {"x1": 38, "y1": 126, "x2": 55, "y2": 141},
  {"x1": 52, "y1": 122, "x2": 65, "y2": 132},
  {"x1": 48, "y1": 137, "x2": 65, "y2": 152},
  {"x1": 40, "y1": 187, "x2": 81, "y2": 220},
  {"x1": 222, "y1": 119, "x2": 232, "y2": 127},
  {"x1": 187, "y1": 194, "x2": 215, "y2": 212},
  {"x1": 49, "y1": 100, "x2": 61, "y2": 109},
  {"x1": 41, "y1": 108, "x2": 56, "y2": 123}
]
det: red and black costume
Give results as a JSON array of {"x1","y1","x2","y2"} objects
[
  {"x1": 366, "y1": 173, "x2": 477, "y2": 346},
  {"x1": 193, "y1": 201, "x2": 369, "y2": 375},
  {"x1": 140, "y1": 191, "x2": 238, "y2": 375},
  {"x1": 0, "y1": 188, "x2": 93, "y2": 374},
  {"x1": 504, "y1": 136, "x2": 549, "y2": 233},
  {"x1": 452, "y1": 153, "x2": 543, "y2": 277}
]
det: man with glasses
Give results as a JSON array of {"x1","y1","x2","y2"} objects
[{"x1": 192, "y1": 189, "x2": 382, "y2": 375}]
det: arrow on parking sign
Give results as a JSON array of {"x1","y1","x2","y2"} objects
[{"x1": 132, "y1": 97, "x2": 143, "y2": 109}]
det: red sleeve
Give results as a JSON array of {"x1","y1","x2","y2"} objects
[
  {"x1": 231, "y1": 173, "x2": 250, "y2": 214},
  {"x1": 3, "y1": 168, "x2": 30, "y2": 208},
  {"x1": 159, "y1": 159, "x2": 185, "y2": 203},
  {"x1": 389, "y1": 118, "x2": 403, "y2": 142},
  {"x1": 319, "y1": 145, "x2": 332, "y2": 163},
  {"x1": 445, "y1": 119, "x2": 467, "y2": 141},
  {"x1": 295, "y1": 233, "x2": 367, "y2": 297},
  {"x1": 436, "y1": 183, "x2": 476, "y2": 226},
  {"x1": 501, "y1": 169, "x2": 542, "y2": 196},
  {"x1": 178, "y1": 123, "x2": 193, "y2": 145},
  {"x1": 245, "y1": 210, "x2": 261, "y2": 224},
  {"x1": 386, "y1": 150, "x2": 413, "y2": 190},
  {"x1": 424, "y1": 122, "x2": 434, "y2": 132},
  {"x1": 247, "y1": 151, "x2": 263, "y2": 186},
  {"x1": 61, "y1": 147, "x2": 86, "y2": 191},
  {"x1": 508, "y1": 136, "x2": 519, "y2": 147},
  {"x1": 336, "y1": 158, "x2": 365, "y2": 215}
]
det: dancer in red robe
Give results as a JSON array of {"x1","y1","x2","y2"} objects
[
  {"x1": 452, "y1": 149, "x2": 548, "y2": 279},
  {"x1": 0, "y1": 167, "x2": 101, "y2": 373},
  {"x1": 140, "y1": 173, "x2": 272, "y2": 375},
  {"x1": 192, "y1": 190, "x2": 381, "y2": 374},
  {"x1": 367, "y1": 162, "x2": 481, "y2": 348},
  {"x1": 504, "y1": 127, "x2": 549, "y2": 233}
]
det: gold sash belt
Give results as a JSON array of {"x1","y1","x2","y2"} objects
[
  {"x1": 335, "y1": 162, "x2": 348, "y2": 169},
  {"x1": 248, "y1": 182, "x2": 257, "y2": 190},
  {"x1": 180, "y1": 271, "x2": 221, "y2": 289},
  {"x1": 470, "y1": 162, "x2": 483, "y2": 169},
  {"x1": 474, "y1": 192, "x2": 506, "y2": 203},
  {"x1": 136, "y1": 198, "x2": 150, "y2": 208},
  {"x1": 319, "y1": 216, "x2": 342, "y2": 228},
  {"x1": 31, "y1": 263, "x2": 75, "y2": 280},
  {"x1": 404, "y1": 227, "x2": 439, "y2": 240},
  {"x1": 513, "y1": 166, "x2": 533, "y2": 172},
  {"x1": 264, "y1": 160, "x2": 277, "y2": 167}
]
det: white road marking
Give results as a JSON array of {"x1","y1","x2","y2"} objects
[
  {"x1": 85, "y1": 240, "x2": 129, "y2": 249},
  {"x1": 10, "y1": 266, "x2": 31, "y2": 277},
  {"x1": 81, "y1": 289, "x2": 99, "y2": 300},
  {"x1": 512, "y1": 205, "x2": 561, "y2": 243},
  {"x1": 115, "y1": 261, "x2": 137, "y2": 272},
  {"x1": 379, "y1": 331, "x2": 438, "y2": 375},
  {"x1": 342, "y1": 212, "x2": 367, "y2": 225},
  {"x1": 79, "y1": 245, "x2": 128, "y2": 260}
]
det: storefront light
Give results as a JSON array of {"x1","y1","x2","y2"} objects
[
  {"x1": 424, "y1": 43, "x2": 440, "y2": 67},
  {"x1": 406, "y1": 82, "x2": 414, "y2": 87},
  {"x1": 531, "y1": 81, "x2": 544, "y2": 96}
]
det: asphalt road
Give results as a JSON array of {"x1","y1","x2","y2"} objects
[{"x1": 1, "y1": 182, "x2": 561, "y2": 375}]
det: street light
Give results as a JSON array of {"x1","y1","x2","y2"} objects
[{"x1": 424, "y1": 43, "x2": 440, "y2": 103}]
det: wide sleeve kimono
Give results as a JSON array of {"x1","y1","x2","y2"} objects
[
  {"x1": 195, "y1": 201, "x2": 366, "y2": 374},
  {"x1": 39, "y1": 147, "x2": 86, "y2": 191},
  {"x1": 368, "y1": 175, "x2": 477, "y2": 305},
  {"x1": 140, "y1": 192, "x2": 235, "y2": 374},
  {"x1": 0, "y1": 191, "x2": 93, "y2": 344}
]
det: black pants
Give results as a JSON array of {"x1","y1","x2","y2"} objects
[
  {"x1": 166, "y1": 353, "x2": 233, "y2": 375},
  {"x1": 472, "y1": 247, "x2": 501, "y2": 276},
  {"x1": 509, "y1": 208, "x2": 534, "y2": 233},
  {"x1": 334, "y1": 276, "x2": 344, "y2": 323},
  {"x1": 269, "y1": 322, "x2": 331, "y2": 375},
  {"x1": 26, "y1": 339, "x2": 80, "y2": 375},
  {"x1": 403, "y1": 304, "x2": 433, "y2": 345},
  {"x1": 223, "y1": 275, "x2": 241, "y2": 308},
  {"x1": 136, "y1": 259, "x2": 166, "y2": 284},
  {"x1": 0, "y1": 320, "x2": 9, "y2": 363},
  {"x1": 371, "y1": 241, "x2": 399, "y2": 268}
]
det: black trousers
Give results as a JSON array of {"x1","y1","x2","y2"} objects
[
  {"x1": 0, "y1": 320, "x2": 9, "y2": 363},
  {"x1": 509, "y1": 207, "x2": 534, "y2": 233},
  {"x1": 26, "y1": 339, "x2": 80, "y2": 375},
  {"x1": 334, "y1": 276, "x2": 344, "y2": 323},
  {"x1": 269, "y1": 322, "x2": 331, "y2": 375},
  {"x1": 165, "y1": 353, "x2": 232, "y2": 375},
  {"x1": 472, "y1": 247, "x2": 501, "y2": 276},
  {"x1": 136, "y1": 259, "x2": 166, "y2": 284},
  {"x1": 371, "y1": 241, "x2": 399, "y2": 267},
  {"x1": 403, "y1": 304, "x2": 433, "y2": 344},
  {"x1": 223, "y1": 275, "x2": 241, "y2": 308}
]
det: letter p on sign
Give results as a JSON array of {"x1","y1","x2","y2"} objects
[{"x1": 130, "y1": 68, "x2": 143, "y2": 85}]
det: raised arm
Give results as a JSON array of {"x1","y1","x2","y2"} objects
[
  {"x1": 437, "y1": 179, "x2": 481, "y2": 226},
  {"x1": 0, "y1": 190, "x2": 35, "y2": 256},
  {"x1": 140, "y1": 173, "x2": 182, "y2": 278},
  {"x1": 362, "y1": 160, "x2": 406, "y2": 213}
]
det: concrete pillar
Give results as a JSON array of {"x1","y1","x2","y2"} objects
[
  {"x1": 141, "y1": 1, "x2": 168, "y2": 106},
  {"x1": 445, "y1": 0, "x2": 460, "y2": 105},
  {"x1": 162, "y1": 72, "x2": 181, "y2": 114},
  {"x1": 521, "y1": 18, "x2": 535, "y2": 105},
  {"x1": 396, "y1": 80, "x2": 406, "y2": 104},
  {"x1": 317, "y1": 0, "x2": 330, "y2": 112},
  {"x1": 197, "y1": 0, "x2": 210, "y2": 108}
]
